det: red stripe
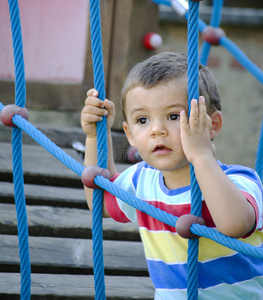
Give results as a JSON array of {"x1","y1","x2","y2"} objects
[
  {"x1": 137, "y1": 200, "x2": 215, "y2": 232},
  {"x1": 241, "y1": 191, "x2": 259, "y2": 237},
  {"x1": 104, "y1": 175, "x2": 257, "y2": 236},
  {"x1": 105, "y1": 174, "x2": 130, "y2": 223}
]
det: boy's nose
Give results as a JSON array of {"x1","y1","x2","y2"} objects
[{"x1": 150, "y1": 121, "x2": 167, "y2": 137}]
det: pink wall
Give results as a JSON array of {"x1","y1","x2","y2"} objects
[{"x1": 0, "y1": 0, "x2": 89, "y2": 83}]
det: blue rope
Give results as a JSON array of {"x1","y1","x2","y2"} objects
[
  {"x1": 94, "y1": 174, "x2": 263, "y2": 259},
  {"x1": 159, "y1": 0, "x2": 263, "y2": 85},
  {"x1": 11, "y1": 112, "x2": 84, "y2": 176},
  {"x1": 199, "y1": 41, "x2": 211, "y2": 66},
  {"x1": 219, "y1": 36, "x2": 263, "y2": 84},
  {"x1": 8, "y1": 1, "x2": 31, "y2": 299},
  {"x1": 89, "y1": 0, "x2": 107, "y2": 299},
  {"x1": 1, "y1": 100, "x2": 263, "y2": 261},
  {"x1": 4, "y1": 0, "x2": 263, "y2": 298},
  {"x1": 200, "y1": 0, "x2": 224, "y2": 65},
  {"x1": 210, "y1": 0, "x2": 224, "y2": 28},
  {"x1": 199, "y1": 8, "x2": 263, "y2": 84},
  {"x1": 1, "y1": 101, "x2": 263, "y2": 293},
  {"x1": 12, "y1": 128, "x2": 31, "y2": 300},
  {"x1": 171, "y1": 0, "x2": 263, "y2": 181},
  {"x1": 197, "y1": 18, "x2": 207, "y2": 32},
  {"x1": 255, "y1": 117, "x2": 263, "y2": 180},
  {"x1": 8, "y1": 0, "x2": 26, "y2": 108},
  {"x1": 187, "y1": 2, "x2": 201, "y2": 299},
  {"x1": 151, "y1": 0, "x2": 171, "y2": 6}
]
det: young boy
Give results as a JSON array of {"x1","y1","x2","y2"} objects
[{"x1": 81, "y1": 52, "x2": 263, "y2": 299}]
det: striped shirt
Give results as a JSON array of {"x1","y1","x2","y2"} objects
[{"x1": 105, "y1": 161, "x2": 263, "y2": 299}]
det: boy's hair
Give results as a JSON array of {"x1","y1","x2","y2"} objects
[{"x1": 121, "y1": 52, "x2": 221, "y2": 121}]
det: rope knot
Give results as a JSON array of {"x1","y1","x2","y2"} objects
[
  {"x1": 0, "y1": 104, "x2": 28, "y2": 127},
  {"x1": 202, "y1": 25, "x2": 226, "y2": 45},
  {"x1": 81, "y1": 165, "x2": 111, "y2": 189},
  {"x1": 176, "y1": 214, "x2": 206, "y2": 239}
]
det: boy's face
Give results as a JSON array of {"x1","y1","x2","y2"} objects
[{"x1": 123, "y1": 80, "x2": 189, "y2": 176}]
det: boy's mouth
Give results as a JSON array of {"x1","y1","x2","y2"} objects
[{"x1": 153, "y1": 144, "x2": 172, "y2": 154}]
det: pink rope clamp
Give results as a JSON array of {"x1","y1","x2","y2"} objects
[
  {"x1": 202, "y1": 25, "x2": 226, "y2": 45},
  {"x1": 81, "y1": 165, "x2": 111, "y2": 189},
  {"x1": 176, "y1": 214, "x2": 206, "y2": 239},
  {"x1": 0, "y1": 104, "x2": 29, "y2": 127}
]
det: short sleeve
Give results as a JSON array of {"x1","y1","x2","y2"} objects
[
  {"x1": 220, "y1": 162, "x2": 263, "y2": 231},
  {"x1": 104, "y1": 164, "x2": 138, "y2": 223}
]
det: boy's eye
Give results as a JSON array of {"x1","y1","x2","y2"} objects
[
  {"x1": 137, "y1": 117, "x2": 148, "y2": 124},
  {"x1": 169, "y1": 113, "x2": 180, "y2": 121}
]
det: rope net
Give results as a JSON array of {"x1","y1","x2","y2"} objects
[{"x1": 1, "y1": 0, "x2": 263, "y2": 299}]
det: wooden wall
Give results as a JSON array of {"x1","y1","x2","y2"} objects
[{"x1": 106, "y1": 0, "x2": 159, "y2": 129}]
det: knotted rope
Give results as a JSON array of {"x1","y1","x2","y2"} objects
[
  {"x1": 187, "y1": 1, "x2": 202, "y2": 298},
  {"x1": 8, "y1": 0, "x2": 31, "y2": 299},
  {"x1": 1, "y1": 1, "x2": 263, "y2": 300},
  {"x1": 89, "y1": 0, "x2": 107, "y2": 299},
  {"x1": 200, "y1": 0, "x2": 224, "y2": 65}
]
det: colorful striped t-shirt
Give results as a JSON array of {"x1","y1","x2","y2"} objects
[{"x1": 105, "y1": 161, "x2": 263, "y2": 299}]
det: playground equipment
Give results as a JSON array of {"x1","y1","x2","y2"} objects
[{"x1": 1, "y1": 0, "x2": 263, "y2": 299}]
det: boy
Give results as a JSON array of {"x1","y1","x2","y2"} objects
[{"x1": 81, "y1": 52, "x2": 263, "y2": 299}]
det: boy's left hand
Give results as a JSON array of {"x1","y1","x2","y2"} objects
[{"x1": 180, "y1": 96, "x2": 215, "y2": 165}]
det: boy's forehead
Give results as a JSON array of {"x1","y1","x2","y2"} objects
[
  {"x1": 125, "y1": 83, "x2": 188, "y2": 111},
  {"x1": 126, "y1": 80, "x2": 188, "y2": 99}
]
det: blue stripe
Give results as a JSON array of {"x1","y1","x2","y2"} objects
[
  {"x1": 148, "y1": 251, "x2": 263, "y2": 289},
  {"x1": 218, "y1": 161, "x2": 263, "y2": 192},
  {"x1": 159, "y1": 172, "x2": 191, "y2": 196},
  {"x1": 132, "y1": 161, "x2": 153, "y2": 189},
  {"x1": 148, "y1": 259, "x2": 188, "y2": 289}
]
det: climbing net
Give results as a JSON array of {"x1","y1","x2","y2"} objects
[{"x1": 0, "y1": 0, "x2": 263, "y2": 300}]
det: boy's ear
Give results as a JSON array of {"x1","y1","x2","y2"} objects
[
  {"x1": 210, "y1": 110, "x2": 223, "y2": 140},
  {"x1": 123, "y1": 121, "x2": 136, "y2": 148}
]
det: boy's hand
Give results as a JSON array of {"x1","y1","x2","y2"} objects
[
  {"x1": 81, "y1": 89, "x2": 115, "y2": 138},
  {"x1": 180, "y1": 96, "x2": 215, "y2": 165}
]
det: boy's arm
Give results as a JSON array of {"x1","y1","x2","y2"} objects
[
  {"x1": 192, "y1": 155, "x2": 255, "y2": 238},
  {"x1": 81, "y1": 89, "x2": 117, "y2": 217},
  {"x1": 180, "y1": 97, "x2": 255, "y2": 238}
]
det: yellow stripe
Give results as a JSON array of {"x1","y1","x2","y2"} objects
[{"x1": 140, "y1": 228, "x2": 263, "y2": 263}]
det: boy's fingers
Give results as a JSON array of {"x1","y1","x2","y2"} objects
[
  {"x1": 85, "y1": 96, "x2": 105, "y2": 108},
  {"x1": 180, "y1": 110, "x2": 189, "y2": 128},
  {"x1": 199, "y1": 97, "x2": 207, "y2": 115},
  {"x1": 189, "y1": 99, "x2": 199, "y2": 129},
  {"x1": 198, "y1": 97, "x2": 212, "y2": 131},
  {"x1": 86, "y1": 89, "x2": 98, "y2": 97},
  {"x1": 83, "y1": 105, "x2": 108, "y2": 118},
  {"x1": 104, "y1": 99, "x2": 115, "y2": 116},
  {"x1": 81, "y1": 109, "x2": 104, "y2": 128},
  {"x1": 84, "y1": 114, "x2": 103, "y2": 123},
  {"x1": 199, "y1": 97, "x2": 207, "y2": 128}
]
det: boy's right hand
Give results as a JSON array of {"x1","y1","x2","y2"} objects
[{"x1": 81, "y1": 89, "x2": 115, "y2": 138}]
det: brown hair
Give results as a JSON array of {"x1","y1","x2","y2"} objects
[{"x1": 121, "y1": 52, "x2": 221, "y2": 120}]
